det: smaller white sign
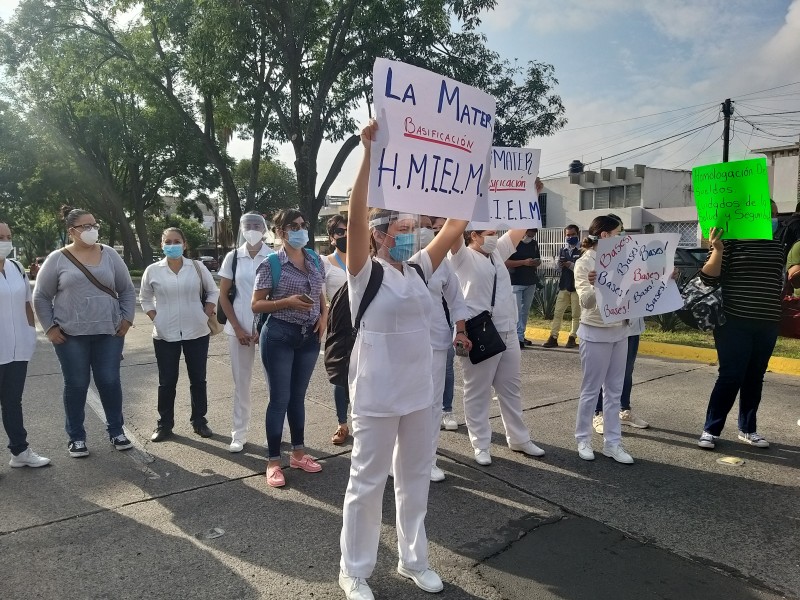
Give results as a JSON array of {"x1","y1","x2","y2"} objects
[{"x1": 595, "y1": 233, "x2": 684, "y2": 323}]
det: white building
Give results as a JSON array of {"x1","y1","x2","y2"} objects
[
  {"x1": 540, "y1": 164, "x2": 699, "y2": 247},
  {"x1": 751, "y1": 143, "x2": 800, "y2": 214}
]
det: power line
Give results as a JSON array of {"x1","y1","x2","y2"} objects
[
  {"x1": 540, "y1": 121, "x2": 718, "y2": 179},
  {"x1": 556, "y1": 101, "x2": 718, "y2": 132}
]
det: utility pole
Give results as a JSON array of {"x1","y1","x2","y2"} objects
[{"x1": 722, "y1": 98, "x2": 733, "y2": 163}]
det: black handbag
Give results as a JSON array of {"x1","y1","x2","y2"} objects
[
  {"x1": 217, "y1": 249, "x2": 237, "y2": 325},
  {"x1": 464, "y1": 256, "x2": 506, "y2": 364},
  {"x1": 676, "y1": 271, "x2": 726, "y2": 332}
]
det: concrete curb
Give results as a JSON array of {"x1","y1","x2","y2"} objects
[{"x1": 524, "y1": 326, "x2": 800, "y2": 377}]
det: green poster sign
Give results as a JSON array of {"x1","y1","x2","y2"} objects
[{"x1": 691, "y1": 157, "x2": 772, "y2": 240}]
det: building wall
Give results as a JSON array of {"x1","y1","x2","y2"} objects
[{"x1": 771, "y1": 154, "x2": 799, "y2": 213}]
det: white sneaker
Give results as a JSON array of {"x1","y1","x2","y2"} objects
[
  {"x1": 619, "y1": 409, "x2": 649, "y2": 428},
  {"x1": 397, "y1": 564, "x2": 444, "y2": 593},
  {"x1": 9, "y1": 448, "x2": 51, "y2": 468},
  {"x1": 474, "y1": 448, "x2": 492, "y2": 466},
  {"x1": 430, "y1": 462, "x2": 445, "y2": 482},
  {"x1": 602, "y1": 443, "x2": 634, "y2": 464},
  {"x1": 697, "y1": 431, "x2": 716, "y2": 449},
  {"x1": 592, "y1": 413, "x2": 604, "y2": 434},
  {"x1": 737, "y1": 431, "x2": 769, "y2": 448},
  {"x1": 339, "y1": 571, "x2": 374, "y2": 600},
  {"x1": 509, "y1": 440, "x2": 546, "y2": 457},
  {"x1": 229, "y1": 440, "x2": 244, "y2": 453},
  {"x1": 577, "y1": 440, "x2": 595, "y2": 461},
  {"x1": 441, "y1": 412, "x2": 458, "y2": 431}
]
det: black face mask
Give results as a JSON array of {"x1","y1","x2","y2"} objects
[{"x1": 335, "y1": 236, "x2": 347, "y2": 253}]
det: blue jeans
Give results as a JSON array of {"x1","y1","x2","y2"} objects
[
  {"x1": 704, "y1": 317, "x2": 779, "y2": 436},
  {"x1": 334, "y1": 384, "x2": 349, "y2": 425},
  {"x1": 596, "y1": 335, "x2": 640, "y2": 413},
  {"x1": 53, "y1": 334, "x2": 125, "y2": 441},
  {"x1": 513, "y1": 284, "x2": 537, "y2": 341},
  {"x1": 0, "y1": 361, "x2": 29, "y2": 455},
  {"x1": 260, "y1": 318, "x2": 320, "y2": 460},
  {"x1": 442, "y1": 343, "x2": 455, "y2": 412}
]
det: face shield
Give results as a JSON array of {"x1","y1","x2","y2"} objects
[
  {"x1": 237, "y1": 213, "x2": 269, "y2": 249},
  {"x1": 369, "y1": 212, "x2": 420, "y2": 263}
]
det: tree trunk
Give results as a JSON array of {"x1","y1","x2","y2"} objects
[{"x1": 246, "y1": 122, "x2": 266, "y2": 213}]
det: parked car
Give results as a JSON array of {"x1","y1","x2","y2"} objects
[
  {"x1": 199, "y1": 255, "x2": 219, "y2": 271},
  {"x1": 28, "y1": 256, "x2": 47, "y2": 280},
  {"x1": 673, "y1": 247, "x2": 708, "y2": 283}
]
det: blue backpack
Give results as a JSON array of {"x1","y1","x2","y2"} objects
[{"x1": 254, "y1": 249, "x2": 321, "y2": 334}]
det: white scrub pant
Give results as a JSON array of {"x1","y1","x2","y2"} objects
[
  {"x1": 340, "y1": 406, "x2": 432, "y2": 578},
  {"x1": 460, "y1": 329, "x2": 531, "y2": 450},
  {"x1": 228, "y1": 334, "x2": 268, "y2": 443},
  {"x1": 431, "y1": 348, "x2": 448, "y2": 465},
  {"x1": 576, "y1": 338, "x2": 626, "y2": 445}
]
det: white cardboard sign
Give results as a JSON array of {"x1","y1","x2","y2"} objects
[
  {"x1": 370, "y1": 57, "x2": 496, "y2": 221},
  {"x1": 469, "y1": 147, "x2": 542, "y2": 230},
  {"x1": 595, "y1": 233, "x2": 684, "y2": 323}
]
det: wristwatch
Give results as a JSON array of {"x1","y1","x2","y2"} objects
[{"x1": 456, "y1": 329, "x2": 466, "y2": 335}]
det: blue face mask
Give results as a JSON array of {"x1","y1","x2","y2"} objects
[
  {"x1": 163, "y1": 244, "x2": 184, "y2": 259},
  {"x1": 566, "y1": 236, "x2": 579, "y2": 247},
  {"x1": 389, "y1": 232, "x2": 416, "y2": 262},
  {"x1": 286, "y1": 229, "x2": 309, "y2": 249},
  {"x1": 772, "y1": 218, "x2": 779, "y2": 234}
]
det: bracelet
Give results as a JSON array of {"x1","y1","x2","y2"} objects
[
  {"x1": 273, "y1": 300, "x2": 278, "y2": 311},
  {"x1": 456, "y1": 330, "x2": 466, "y2": 335}
]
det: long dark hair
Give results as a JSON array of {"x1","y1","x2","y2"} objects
[{"x1": 581, "y1": 216, "x2": 620, "y2": 249}]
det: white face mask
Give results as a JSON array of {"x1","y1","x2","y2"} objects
[
  {"x1": 79, "y1": 229, "x2": 99, "y2": 245},
  {"x1": 243, "y1": 230, "x2": 264, "y2": 246},
  {"x1": 418, "y1": 227, "x2": 435, "y2": 248},
  {"x1": 0, "y1": 241, "x2": 13, "y2": 259},
  {"x1": 480, "y1": 235, "x2": 498, "y2": 254}
]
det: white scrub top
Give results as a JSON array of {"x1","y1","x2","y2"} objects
[
  {"x1": 323, "y1": 253, "x2": 348, "y2": 301},
  {"x1": 449, "y1": 232, "x2": 518, "y2": 333},
  {"x1": 347, "y1": 250, "x2": 435, "y2": 417},
  {"x1": 0, "y1": 260, "x2": 37, "y2": 364},
  {"x1": 426, "y1": 258, "x2": 468, "y2": 350},
  {"x1": 218, "y1": 243, "x2": 274, "y2": 336}
]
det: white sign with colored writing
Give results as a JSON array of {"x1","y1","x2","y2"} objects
[
  {"x1": 469, "y1": 147, "x2": 542, "y2": 230},
  {"x1": 370, "y1": 57, "x2": 496, "y2": 221},
  {"x1": 595, "y1": 233, "x2": 684, "y2": 323}
]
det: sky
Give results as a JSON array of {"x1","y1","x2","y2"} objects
[{"x1": 2, "y1": 0, "x2": 799, "y2": 196}]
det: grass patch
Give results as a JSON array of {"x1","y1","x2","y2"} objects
[{"x1": 525, "y1": 314, "x2": 800, "y2": 360}]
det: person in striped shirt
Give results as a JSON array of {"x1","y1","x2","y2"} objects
[{"x1": 696, "y1": 208, "x2": 784, "y2": 450}]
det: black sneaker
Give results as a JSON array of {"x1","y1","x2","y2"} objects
[
  {"x1": 193, "y1": 423, "x2": 213, "y2": 438},
  {"x1": 565, "y1": 336, "x2": 578, "y2": 349},
  {"x1": 110, "y1": 434, "x2": 133, "y2": 451},
  {"x1": 68, "y1": 440, "x2": 90, "y2": 458}
]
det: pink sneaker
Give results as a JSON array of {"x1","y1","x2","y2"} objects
[
  {"x1": 290, "y1": 454, "x2": 322, "y2": 473},
  {"x1": 266, "y1": 464, "x2": 285, "y2": 487}
]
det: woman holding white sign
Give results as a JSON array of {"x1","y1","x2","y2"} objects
[
  {"x1": 573, "y1": 215, "x2": 634, "y2": 464},
  {"x1": 338, "y1": 120, "x2": 469, "y2": 600}
]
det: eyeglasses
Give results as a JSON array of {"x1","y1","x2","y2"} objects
[
  {"x1": 283, "y1": 222, "x2": 309, "y2": 232},
  {"x1": 72, "y1": 223, "x2": 100, "y2": 232},
  {"x1": 332, "y1": 228, "x2": 347, "y2": 237}
]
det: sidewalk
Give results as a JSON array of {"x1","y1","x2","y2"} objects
[{"x1": 526, "y1": 325, "x2": 800, "y2": 376}]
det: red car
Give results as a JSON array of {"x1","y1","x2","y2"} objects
[{"x1": 199, "y1": 256, "x2": 219, "y2": 271}]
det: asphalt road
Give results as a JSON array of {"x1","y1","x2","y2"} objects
[{"x1": 1, "y1": 305, "x2": 798, "y2": 600}]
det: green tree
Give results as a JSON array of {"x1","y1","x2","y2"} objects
[
  {"x1": 148, "y1": 214, "x2": 210, "y2": 256},
  {"x1": 233, "y1": 158, "x2": 300, "y2": 218}
]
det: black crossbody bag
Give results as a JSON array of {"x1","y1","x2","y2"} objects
[{"x1": 464, "y1": 256, "x2": 506, "y2": 364}]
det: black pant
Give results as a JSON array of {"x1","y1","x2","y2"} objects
[
  {"x1": 0, "y1": 361, "x2": 29, "y2": 455},
  {"x1": 153, "y1": 336, "x2": 210, "y2": 428},
  {"x1": 704, "y1": 317, "x2": 779, "y2": 436}
]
